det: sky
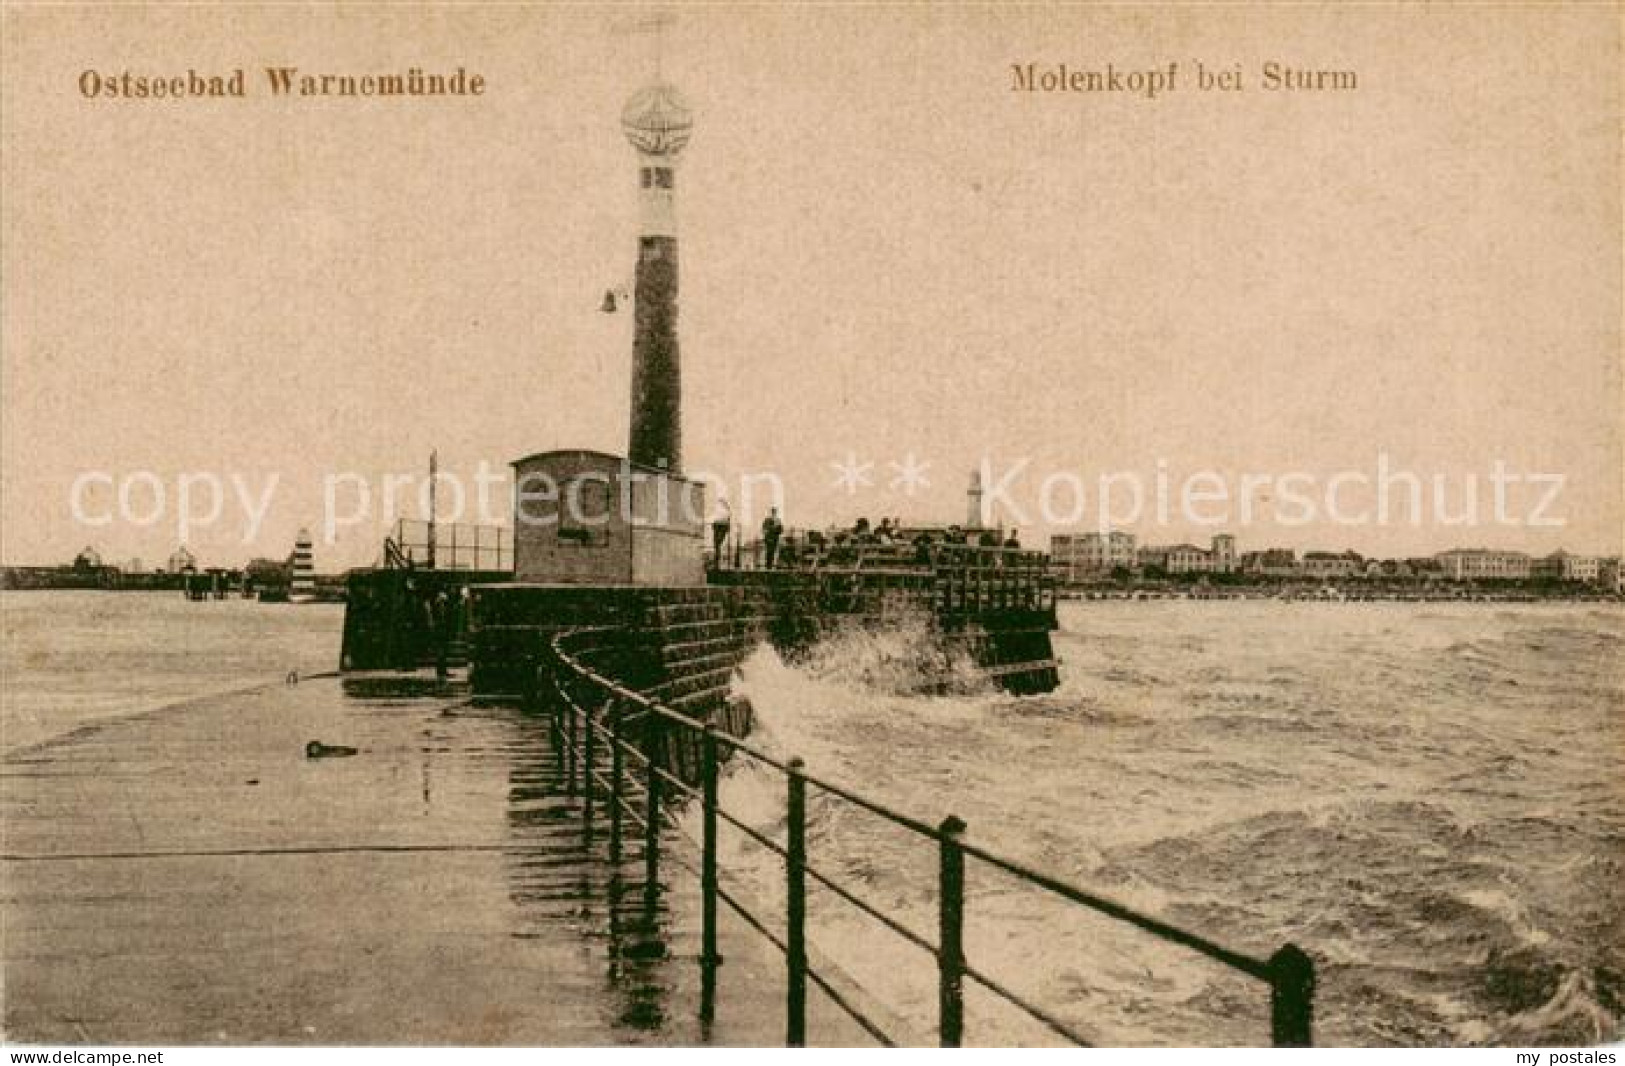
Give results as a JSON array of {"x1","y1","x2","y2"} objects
[{"x1": 2, "y1": 4, "x2": 1620, "y2": 569}]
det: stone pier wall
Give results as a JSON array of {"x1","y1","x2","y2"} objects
[
  {"x1": 467, "y1": 572, "x2": 1059, "y2": 710},
  {"x1": 468, "y1": 585, "x2": 777, "y2": 720}
]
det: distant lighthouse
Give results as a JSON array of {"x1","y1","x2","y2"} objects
[
  {"x1": 621, "y1": 81, "x2": 693, "y2": 472},
  {"x1": 290, "y1": 528, "x2": 315, "y2": 600}
]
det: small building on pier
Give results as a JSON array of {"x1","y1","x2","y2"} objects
[{"x1": 511, "y1": 450, "x2": 706, "y2": 587}]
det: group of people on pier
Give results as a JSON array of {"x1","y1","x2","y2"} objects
[{"x1": 708, "y1": 501, "x2": 1025, "y2": 573}]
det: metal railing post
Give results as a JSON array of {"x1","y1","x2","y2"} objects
[
  {"x1": 643, "y1": 711, "x2": 663, "y2": 909},
  {"x1": 581, "y1": 693, "x2": 596, "y2": 842},
  {"x1": 700, "y1": 724, "x2": 720, "y2": 1022},
  {"x1": 937, "y1": 815, "x2": 967, "y2": 1047},
  {"x1": 609, "y1": 700, "x2": 624, "y2": 863},
  {"x1": 786, "y1": 757, "x2": 808, "y2": 1047},
  {"x1": 1269, "y1": 943, "x2": 1315, "y2": 1047},
  {"x1": 565, "y1": 688, "x2": 578, "y2": 798},
  {"x1": 546, "y1": 669, "x2": 561, "y2": 754}
]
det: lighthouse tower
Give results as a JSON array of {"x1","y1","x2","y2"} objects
[
  {"x1": 290, "y1": 527, "x2": 315, "y2": 600},
  {"x1": 508, "y1": 79, "x2": 707, "y2": 587},
  {"x1": 621, "y1": 81, "x2": 693, "y2": 472},
  {"x1": 967, "y1": 469, "x2": 986, "y2": 530}
]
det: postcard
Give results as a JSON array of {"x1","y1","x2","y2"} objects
[{"x1": 2, "y1": 3, "x2": 1620, "y2": 1051}]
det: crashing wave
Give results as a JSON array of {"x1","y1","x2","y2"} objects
[{"x1": 778, "y1": 612, "x2": 992, "y2": 697}]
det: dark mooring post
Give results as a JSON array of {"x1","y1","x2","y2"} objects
[
  {"x1": 937, "y1": 815, "x2": 968, "y2": 1047},
  {"x1": 609, "y1": 701, "x2": 625, "y2": 863},
  {"x1": 643, "y1": 711, "x2": 663, "y2": 910},
  {"x1": 786, "y1": 757, "x2": 808, "y2": 1047},
  {"x1": 700, "y1": 724, "x2": 720, "y2": 1022},
  {"x1": 1269, "y1": 943, "x2": 1315, "y2": 1047}
]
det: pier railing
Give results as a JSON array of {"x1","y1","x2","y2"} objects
[
  {"x1": 928, "y1": 543, "x2": 1056, "y2": 616},
  {"x1": 544, "y1": 627, "x2": 1315, "y2": 1047},
  {"x1": 714, "y1": 539, "x2": 1058, "y2": 617}
]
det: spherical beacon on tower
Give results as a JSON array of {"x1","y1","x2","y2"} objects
[
  {"x1": 621, "y1": 82, "x2": 693, "y2": 159},
  {"x1": 621, "y1": 81, "x2": 693, "y2": 472}
]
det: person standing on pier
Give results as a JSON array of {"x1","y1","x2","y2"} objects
[
  {"x1": 710, "y1": 497, "x2": 732, "y2": 567},
  {"x1": 762, "y1": 507, "x2": 784, "y2": 568},
  {"x1": 431, "y1": 587, "x2": 453, "y2": 682}
]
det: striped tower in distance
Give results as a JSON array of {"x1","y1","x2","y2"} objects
[{"x1": 290, "y1": 527, "x2": 315, "y2": 599}]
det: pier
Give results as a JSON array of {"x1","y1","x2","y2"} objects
[
  {"x1": 4, "y1": 660, "x2": 1317, "y2": 1046},
  {"x1": 0, "y1": 676, "x2": 871, "y2": 1045}
]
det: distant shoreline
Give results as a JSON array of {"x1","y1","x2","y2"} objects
[
  {"x1": 0, "y1": 565, "x2": 346, "y2": 598},
  {"x1": 3, "y1": 586, "x2": 1618, "y2": 607},
  {"x1": 1059, "y1": 586, "x2": 1623, "y2": 604}
]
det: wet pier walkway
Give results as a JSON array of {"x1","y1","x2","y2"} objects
[{"x1": 2, "y1": 676, "x2": 873, "y2": 1045}]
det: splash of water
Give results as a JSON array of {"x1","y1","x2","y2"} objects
[{"x1": 777, "y1": 612, "x2": 992, "y2": 697}]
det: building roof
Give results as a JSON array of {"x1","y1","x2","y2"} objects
[{"x1": 509, "y1": 449, "x2": 701, "y2": 484}]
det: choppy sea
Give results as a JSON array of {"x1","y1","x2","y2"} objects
[
  {"x1": 3, "y1": 591, "x2": 1619, "y2": 1045},
  {"x1": 703, "y1": 601, "x2": 1623, "y2": 1046}
]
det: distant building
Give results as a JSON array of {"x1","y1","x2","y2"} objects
[
  {"x1": 1434, "y1": 549, "x2": 1531, "y2": 581},
  {"x1": 1240, "y1": 548, "x2": 1297, "y2": 577},
  {"x1": 1135, "y1": 544, "x2": 1168, "y2": 572},
  {"x1": 1104, "y1": 531, "x2": 1138, "y2": 570},
  {"x1": 1138, "y1": 534, "x2": 1236, "y2": 575},
  {"x1": 1050, "y1": 530, "x2": 1136, "y2": 580},
  {"x1": 72, "y1": 546, "x2": 102, "y2": 571},
  {"x1": 1530, "y1": 551, "x2": 1601, "y2": 582},
  {"x1": 1300, "y1": 551, "x2": 1363, "y2": 579},
  {"x1": 1048, "y1": 534, "x2": 1086, "y2": 581},
  {"x1": 167, "y1": 546, "x2": 197, "y2": 574},
  {"x1": 1600, "y1": 558, "x2": 1623, "y2": 592},
  {"x1": 1405, "y1": 557, "x2": 1444, "y2": 579},
  {"x1": 1165, "y1": 544, "x2": 1211, "y2": 574},
  {"x1": 124, "y1": 558, "x2": 145, "y2": 574},
  {"x1": 1364, "y1": 558, "x2": 1416, "y2": 579}
]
